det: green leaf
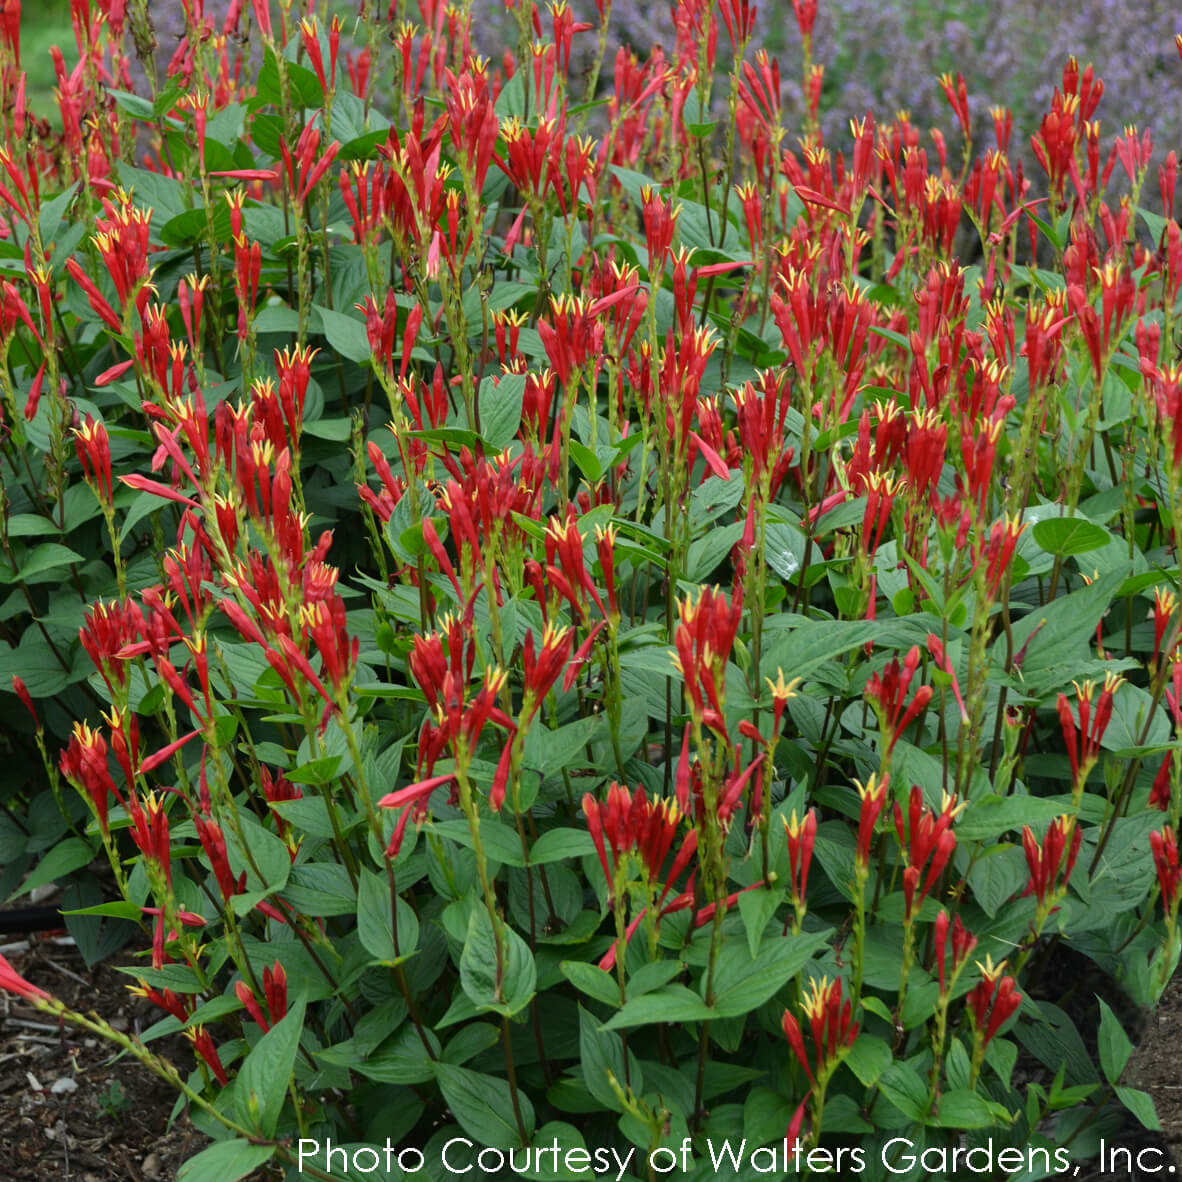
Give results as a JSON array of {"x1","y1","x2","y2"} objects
[
  {"x1": 314, "y1": 304, "x2": 371, "y2": 364},
  {"x1": 579, "y1": 1003, "x2": 641, "y2": 1113},
  {"x1": 433, "y1": 1062, "x2": 536, "y2": 1147},
  {"x1": 560, "y1": 961, "x2": 620, "y2": 1009},
  {"x1": 737, "y1": 887, "x2": 783, "y2": 958},
  {"x1": 1005, "y1": 568, "x2": 1125, "y2": 677},
  {"x1": 709, "y1": 929, "x2": 829, "y2": 1017},
  {"x1": 234, "y1": 997, "x2": 306, "y2": 1137},
  {"x1": 460, "y1": 907, "x2": 536, "y2": 1017},
  {"x1": 685, "y1": 521, "x2": 744, "y2": 581},
  {"x1": 1032, "y1": 516, "x2": 1110, "y2": 557},
  {"x1": 765, "y1": 520, "x2": 807, "y2": 581},
  {"x1": 1115, "y1": 1086, "x2": 1162, "y2": 1130},
  {"x1": 877, "y1": 1061, "x2": 927, "y2": 1120},
  {"x1": 255, "y1": 50, "x2": 324, "y2": 109},
  {"x1": 224, "y1": 814, "x2": 290, "y2": 898},
  {"x1": 479, "y1": 372, "x2": 526, "y2": 451},
  {"x1": 12, "y1": 543, "x2": 84, "y2": 582},
  {"x1": 934, "y1": 1088, "x2": 996, "y2": 1129},
  {"x1": 530, "y1": 828, "x2": 596, "y2": 864},
  {"x1": 1097, "y1": 998, "x2": 1133, "y2": 1084},
  {"x1": 760, "y1": 619, "x2": 900, "y2": 686},
  {"x1": 967, "y1": 845, "x2": 1029, "y2": 917},
  {"x1": 12, "y1": 837, "x2": 96, "y2": 899},
  {"x1": 356, "y1": 867, "x2": 419, "y2": 964},
  {"x1": 602, "y1": 985, "x2": 714, "y2": 1030},
  {"x1": 428, "y1": 816, "x2": 525, "y2": 866},
  {"x1": 176, "y1": 1140, "x2": 275, "y2": 1182},
  {"x1": 60, "y1": 900, "x2": 142, "y2": 921},
  {"x1": 844, "y1": 1034, "x2": 892, "y2": 1087}
]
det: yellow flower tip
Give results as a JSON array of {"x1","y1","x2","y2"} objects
[{"x1": 765, "y1": 669, "x2": 804, "y2": 703}]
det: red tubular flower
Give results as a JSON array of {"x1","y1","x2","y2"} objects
[
  {"x1": 126, "y1": 791, "x2": 172, "y2": 887},
  {"x1": 934, "y1": 909, "x2": 977, "y2": 997},
  {"x1": 263, "y1": 961, "x2": 288, "y2": 1023},
  {"x1": 1151, "y1": 828, "x2": 1182, "y2": 916},
  {"x1": 938, "y1": 71, "x2": 971, "y2": 140},
  {"x1": 129, "y1": 980, "x2": 192, "y2": 1024},
  {"x1": 894, "y1": 786, "x2": 962, "y2": 922},
  {"x1": 926, "y1": 633, "x2": 968, "y2": 723},
  {"x1": 12, "y1": 676, "x2": 38, "y2": 729},
  {"x1": 905, "y1": 408, "x2": 947, "y2": 499},
  {"x1": 980, "y1": 514, "x2": 1026, "y2": 600},
  {"x1": 859, "y1": 469, "x2": 903, "y2": 559},
  {"x1": 582, "y1": 784, "x2": 697, "y2": 905},
  {"x1": 0, "y1": 954, "x2": 50, "y2": 1002},
  {"x1": 855, "y1": 772, "x2": 888, "y2": 873},
  {"x1": 65, "y1": 257, "x2": 122, "y2": 333},
  {"x1": 791, "y1": 0, "x2": 817, "y2": 38},
  {"x1": 1022, "y1": 815, "x2": 1082, "y2": 912},
  {"x1": 640, "y1": 186, "x2": 679, "y2": 276},
  {"x1": 781, "y1": 976, "x2": 858, "y2": 1086},
  {"x1": 235, "y1": 979, "x2": 271, "y2": 1032},
  {"x1": 301, "y1": 595, "x2": 358, "y2": 698},
  {"x1": 545, "y1": 514, "x2": 606, "y2": 619},
  {"x1": 185, "y1": 1025, "x2": 229, "y2": 1086},
  {"x1": 672, "y1": 586, "x2": 743, "y2": 736},
  {"x1": 59, "y1": 722, "x2": 121, "y2": 835},
  {"x1": 1057, "y1": 672, "x2": 1123, "y2": 793},
  {"x1": 195, "y1": 815, "x2": 241, "y2": 902},
  {"x1": 379, "y1": 772, "x2": 457, "y2": 857},
  {"x1": 593, "y1": 525, "x2": 619, "y2": 620},
  {"x1": 966, "y1": 957, "x2": 1022, "y2": 1048},
  {"x1": 1152, "y1": 587, "x2": 1178, "y2": 673},
  {"x1": 783, "y1": 809, "x2": 817, "y2": 908},
  {"x1": 864, "y1": 647, "x2": 931, "y2": 754},
  {"x1": 235, "y1": 961, "x2": 287, "y2": 1032}
]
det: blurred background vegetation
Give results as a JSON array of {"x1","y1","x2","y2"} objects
[{"x1": 17, "y1": 0, "x2": 1182, "y2": 184}]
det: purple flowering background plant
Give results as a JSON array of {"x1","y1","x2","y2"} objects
[{"x1": 89, "y1": 0, "x2": 1182, "y2": 187}]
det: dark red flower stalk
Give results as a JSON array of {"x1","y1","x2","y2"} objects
[
  {"x1": 934, "y1": 909, "x2": 977, "y2": 998},
  {"x1": 1022, "y1": 815, "x2": 1081, "y2": 912}
]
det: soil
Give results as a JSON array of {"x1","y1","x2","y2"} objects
[
  {"x1": 3, "y1": 926, "x2": 1182, "y2": 1181},
  {"x1": 0, "y1": 932, "x2": 213, "y2": 1182}
]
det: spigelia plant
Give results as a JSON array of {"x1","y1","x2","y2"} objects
[{"x1": 2, "y1": 0, "x2": 1182, "y2": 1179}]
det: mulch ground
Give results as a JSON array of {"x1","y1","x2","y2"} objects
[
  {"x1": 0, "y1": 933, "x2": 211, "y2": 1182},
  {"x1": 3, "y1": 928, "x2": 1182, "y2": 1181}
]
